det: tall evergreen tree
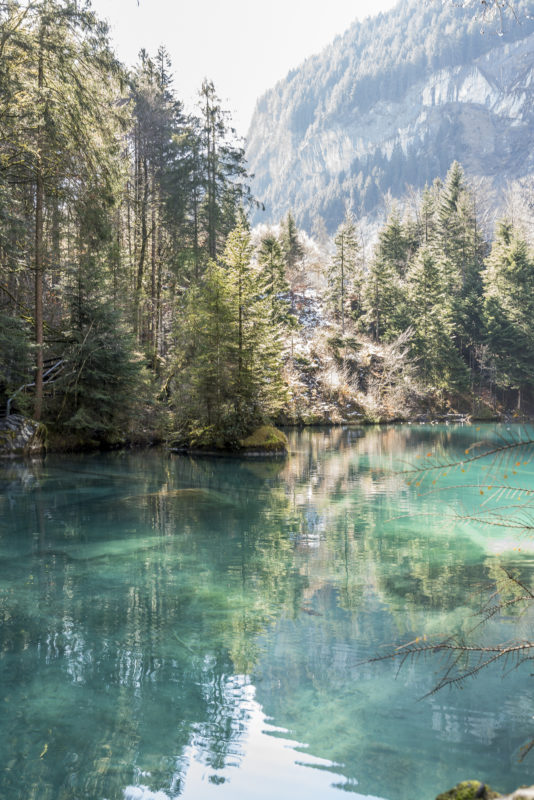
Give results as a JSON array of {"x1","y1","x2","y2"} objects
[
  {"x1": 224, "y1": 218, "x2": 286, "y2": 426},
  {"x1": 173, "y1": 218, "x2": 285, "y2": 447},
  {"x1": 280, "y1": 211, "x2": 304, "y2": 274},
  {"x1": 436, "y1": 162, "x2": 485, "y2": 357},
  {"x1": 174, "y1": 258, "x2": 236, "y2": 443},
  {"x1": 406, "y1": 245, "x2": 469, "y2": 390},
  {"x1": 483, "y1": 221, "x2": 534, "y2": 408},
  {"x1": 198, "y1": 80, "x2": 253, "y2": 260},
  {"x1": 0, "y1": 0, "x2": 125, "y2": 419},
  {"x1": 257, "y1": 234, "x2": 292, "y2": 326},
  {"x1": 327, "y1": 211, "x2": 360, "y2": 334}
]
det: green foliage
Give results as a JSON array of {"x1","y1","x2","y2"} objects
[
  {"x1": 483, "y1": 222, "x2": 534, "y2": 401},
  {"x1": 280, "y1": 211, "x2": 304, "y2": 273},
  {"x1": 406, "y1": 246, "x2": 470, "y2": 390},
  {"x1": 172, "y1": 220, "x2": 287, "y2": 449},
  {"x1": 436, "y1": 162, "x2": 486, "y2": 351},
  {"x1": 52, "y1": 291, "x2": 142, "y2": 442},
  {"x1": 0, "y1": 311, "x2": 33, "y2": 414},
  {"x1": 257, "y1": 234, "x2": 293, "y2": 326},
  {"x1": 327, "y1": 211, "x2": 361, "y2": 333}
]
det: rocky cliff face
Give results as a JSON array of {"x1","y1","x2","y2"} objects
[{"x1": 246, "y1": 0, "x2": 534, "y2": 232}]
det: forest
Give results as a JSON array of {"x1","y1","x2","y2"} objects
[{"x1": 1, "y1": 0, "x2": 534, "y2": 452}]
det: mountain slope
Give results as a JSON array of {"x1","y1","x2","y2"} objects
[{"x1": 246, "y1": 0, "x2": 534, "y2": 232}]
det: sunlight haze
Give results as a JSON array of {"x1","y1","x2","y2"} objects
[{"x1": 89, "y1": 0, "x2": 399, "y2": 136}]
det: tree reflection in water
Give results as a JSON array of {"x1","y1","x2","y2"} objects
[{"x1": 0, "y1": 426, "x2": 533, "y2": 800}]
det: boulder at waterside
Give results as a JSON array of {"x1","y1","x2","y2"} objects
[
  {"x1": 238, "y1": 425, "x2": 288, "y2": 456},
  {"x1": 0, "y1": 415, "x2": 45, "y2": 457}
]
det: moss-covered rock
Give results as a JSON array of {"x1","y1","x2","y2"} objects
[
  {"x1": 0, "y1": 415, "x2": 46, "y2": 457},
  {"x1": 238, "y1": 425, "x2": 288, "y2": 455},
  {"x1": 436, "y1": 781, "x2": 500, "y2": 800}
]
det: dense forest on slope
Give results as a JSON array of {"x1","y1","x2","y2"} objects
[
  {"x1": 246, "y1": 0, "x2": 534, "y2": 232},
  {"x1": 1, "y1": 1, "x2": 534, "y2": 453}
]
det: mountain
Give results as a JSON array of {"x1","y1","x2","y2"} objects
[{"x1": 245, "y1": 0, "x2": 534, "y2": 233}]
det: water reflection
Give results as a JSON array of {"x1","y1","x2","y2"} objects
[{"x1": 0, "y1": 426, "x2": 533, "y2": 800}]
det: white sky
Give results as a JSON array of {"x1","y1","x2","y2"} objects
[{"x1": 89, "y1": 0, "x2": 399, "y2": 137}]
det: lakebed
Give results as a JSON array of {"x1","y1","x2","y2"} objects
[{"x1": 1, "y1": 425, "x2": 533, "y2": 799}]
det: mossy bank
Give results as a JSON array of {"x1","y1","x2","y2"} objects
[{"x1": 436, "y1": 782, "x2": 534, "y2": 800}]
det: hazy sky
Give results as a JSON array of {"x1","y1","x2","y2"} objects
[{"x1": 89, "y1": 0, "x2": 399, "y2": 137}]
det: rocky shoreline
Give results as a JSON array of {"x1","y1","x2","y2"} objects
[{"x1": 0, "y1": 411, "x2": 530, "y2": 459}]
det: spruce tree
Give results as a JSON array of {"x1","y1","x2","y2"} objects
[
  {"x1": 327, "y1": 211, "x2": 360, "y2": 334},
  {"x1": 224, "y1": 218, "x2": 286, "y2": 427},
  {"x1": 174, "y1": 218, "x2": 286, "y2": 447},
  {"x1": 280, "y1": 211, "x2": 304, "y2": 275},
  {"x1": 257, "y1": 234, "x2": 292, "y2": 326},
  {"x1": 376, "y1": 207, "x2": 411, "y2": 278},
  {"x1": 198, "y1": 80, "x2": 253, "y2": 259},
  {"x1": 406, "y1": 245, "x2": 469, "y2": 390},
  {"x1": 175, "y1": 259, "x2": 236, "y2": 443},
  {"x1": 483, "y1": 221, "x2": 534, "y2": 408},
  {"x1": 0, "y1": 0, "x2": 126, "y2": 420},
  {"x1": 436, "y1": 162, "x2": 485, "y2": 357}
]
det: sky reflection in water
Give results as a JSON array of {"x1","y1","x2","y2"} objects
[{"x1": 0, "y1": 425, "x2": 533, "y2": 800}]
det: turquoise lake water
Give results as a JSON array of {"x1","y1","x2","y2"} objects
[{"x1": 1, "y1": 425, "x2": 533, "y2": 800}]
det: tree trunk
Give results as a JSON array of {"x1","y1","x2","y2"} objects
[
  {"x1": 134, "y1": 155, "x2": 149, "y2": 342},
  {"x1": 34, "y1": 26, "x2": 45, "y2": 421}
]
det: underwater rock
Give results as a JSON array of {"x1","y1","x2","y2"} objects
[
  {"x1": 436, "y1": 783, "x2": 534, "y2": 800},
  {"x1": 436, "y1": 782, "x2": 500, "y2": 799}
]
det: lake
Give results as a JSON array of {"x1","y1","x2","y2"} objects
[{"x1": 1, "y1": 425, "x2": 533, "y2": 800}]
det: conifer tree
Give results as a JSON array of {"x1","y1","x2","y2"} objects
[
  {"x1": 51, "y1": 178, "x2": 142, "y2": 440},
  {"x1": 257, "y1": 234, "x2": 292, "y2": 326},
  {"x1": 363, "y1": 254, "x2": 406, "y2": 342},
  {"x1": 406, "y1": 245, "x2": 469, "y2": 390},
  {"x1": 223, "y1": 218, "x2": 286, "y2": 427},
  {"x1": 483, "y1": 221, "x2": 534, "y2": 408},
  {"x1": 376, "y1": 207, "x2": 411, "y2": 278},
  {"x1": 174, "y1": 218, "x2": 285, "y2": 447},
  {"x1": 327, "y1": 211, "x2": 360, "y2": 334},
  {"x1": 174, "y1": 259, "x2": 236, "y2": 443},
  {"x1": 198, "y1": 80, "x2": 253, "y2": 260},
  {"x1": 436, "y1": 162, "x2": 485, "y2": 356},
  {"x1": 280, "y1": 211, "x2": 304, "y2": 275},
  {"x1": 0, "y1": 0, "x2": 125, "y2": 419}
]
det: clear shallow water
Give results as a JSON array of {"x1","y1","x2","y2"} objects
[{"x1": 1, "y1": 425, "x2": 533, "y2": 800}]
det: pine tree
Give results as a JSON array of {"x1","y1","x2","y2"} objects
[
  {"x1": 362, "y1": 256, "x2": 407, "y2": 343},
  {"x1": 436, "y1": 162, "x2": 485, "y2": 357},
  {"x1": 173, "y1": 218, "x2": 286, "y2": 447},
  {"x1": 406, "y1": 245, "x2": 469, "y2": 390},
  {"x1": 224, "y1": 218, "x2": 285, "y2": 426},
  {"x1": 257, "y1": 234, "x2": 292, "y2": 326},
  {"x1": 280, "y1": 211, "x2": 304, "y2": 275},
  {"x1": 376, "y1": 207, "x2": 412, "y2": 278},
  {"x1": 327, "y1": 211, "x2": 361, "y2": 334},
  {"x1": 51, "y1": 179, "x2": 142, "y2": 441},
  {"x1": 0, "y1": 0, "x2": 125, "y2": 419},
  {"x1": 174, "y1": 259, "x2": 236, "y2": 444},
  {"x1": 483, "y1": 221, "x2": 534, "y2": 408},
  {"x1": 198, "y1": 80, "x2": 253, "y2": 260}
]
